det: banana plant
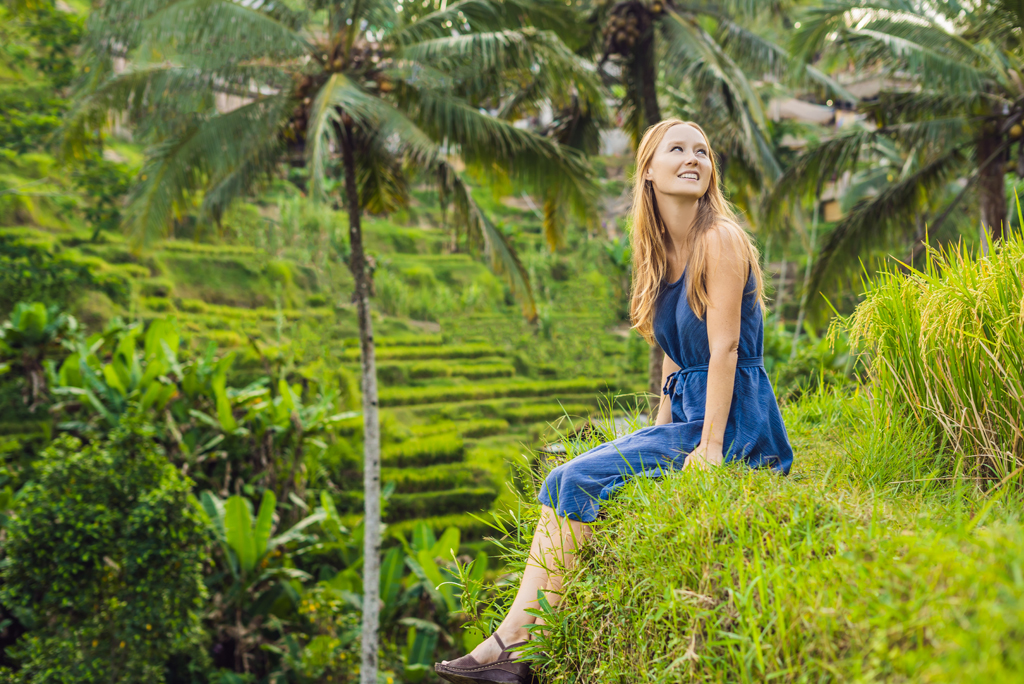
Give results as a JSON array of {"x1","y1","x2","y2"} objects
[
  {"x1": 195, "y1": 489, "x2": 326, "y2": 603},
  {"x1": 48, "y1": 315, "x2": 356, "y2": 497},
  {"x1": 400, "y1": 522, "x2": 489, "y2": 668},
  {"x1": 193, "y1": 489, "x2": 327, "y2": 673},
  {"x1": 51, "y1": 317, "x2": 180, "y2": 426},
  {"x1": 0, "y1": 301, "x2": 78, "y2": 411}
]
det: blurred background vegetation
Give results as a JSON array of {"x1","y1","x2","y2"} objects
[{"x1": 1, "y1": 0, "x2": 1023, "y2": 681}]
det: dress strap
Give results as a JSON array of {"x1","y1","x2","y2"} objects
[{"x1": 662, "y1": 355, "x2": 763, "y2": 396}]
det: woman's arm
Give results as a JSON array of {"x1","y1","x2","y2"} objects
[
  {"x1": 688, "y1": 227, "x2": 746, "y2": 469},
  {"x1": 655, "y1": 350, "x2": 681, "y2": 425}
]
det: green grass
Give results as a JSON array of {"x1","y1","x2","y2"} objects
[
  {"x1": 501, "y1": 403, "x2": 594, "y2": 424},
  {"x1": 458, "y1": 388, "x2": 1024, "y2": 682},
  {"x1": 381, "y1": 433, "x2": 465, "y2": 468},
  {"x1": 379, "y1": 378, "x2": 618, "y2": 407},
  {"x1": 381, "y1": 463, "x2": 496, "y2": 493},
  {"x1": 342, "y1": 344, "x2": 497, "y2": 362},
  {"x1": 376, "y1": 360, "x2": 515, "y2": 384}
]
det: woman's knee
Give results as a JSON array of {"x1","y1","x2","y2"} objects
[{"x1": 542, "y1": 462, "x2": 580, "y2": 503}]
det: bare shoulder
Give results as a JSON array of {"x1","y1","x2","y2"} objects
[{"x1": 704, "y1": 221, "x2": 750, "y2": 277}]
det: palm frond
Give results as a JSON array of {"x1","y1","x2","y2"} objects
[
  {"x1": 139, "y1": 0, "x2": 310, "y2": 71},
  {"x1": 879, "y1": 117, "x2": 972, "y2": 153},
  {"x1": 805, "y1": 146, "x2": 967, "y2": 311},
  {"x1": 401, "y1": 28, "x2": 605, "y2": 110},
  {"x1": 392, "y1": 0, "x2": 503, "y2": 44},
  {"x1": 863, "y1": 89, "x2": 988, "y2": 125},
  {"x1": 201, "y1": 134, "x2": 285, "y2": 223},
  {"x1": 789, "y1": 2, "x2": 851, "y2": 65},
  {"x1": 410, "y1": 89, "x2": 599, "y2": 226},
  {"x1": 440, "y1": 164, "x2": 536, "y2": 319},
  {"x1": 124, "y1": 95, "x2": 290, "y2": 246},
  {"x1": 853, "y1": 25, "x2": 989, "y2": 93},
  {"x1": 762, "y1": 125, "x2": 877, "y2": 233},
  {"x1": 715, "y1": 15, "x2": 789, "y2": 81},
  {"x1": 660, "y1": 10, "x2": 770, "y2": 133}
]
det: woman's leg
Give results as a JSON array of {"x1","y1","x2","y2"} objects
[{"x1": 444, "y1": 505, "x2": 592, "y2": 664}]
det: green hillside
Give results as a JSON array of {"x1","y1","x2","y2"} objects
[{"x1": 0, "y1": 161, "x2": 651, "y2": 540}]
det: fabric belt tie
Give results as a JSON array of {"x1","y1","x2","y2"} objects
[{"x1": 662, "y1": 355, "x2": 764, "y2": 396}]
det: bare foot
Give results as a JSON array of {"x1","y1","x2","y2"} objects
[{"x1": 441, "y1": 628, "x2": 528, "y2": 666}]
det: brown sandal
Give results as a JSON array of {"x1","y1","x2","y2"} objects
[{"x1": 434, "y1": 633, "x2": 534, "y2": 684}]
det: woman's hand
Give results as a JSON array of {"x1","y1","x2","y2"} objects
[{"x1": 686, "y1": 442, "x2": 724, "y2": 470}]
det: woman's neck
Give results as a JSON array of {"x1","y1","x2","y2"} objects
[{"x1": 655, "y1": 192, "x2": 699, "y2": 256}]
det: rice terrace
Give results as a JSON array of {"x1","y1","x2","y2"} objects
[{"x1": 1, "y1": 0, "x2": 1023, "y2": 682}]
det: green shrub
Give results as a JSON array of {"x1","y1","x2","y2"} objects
[
  {"x1": 141, "y1": 296, "x2": 176, "y2": 312},
  {"x1": 841, "y1": 232, "x2": 1024, "y2": 482},
  {"x1": 502, "y1": 403, "x2": 593, "y2": 424},
  {"x1": 382, "y1": 463, "x2": 495, "y2": 493},
  {"x1": 1, "y1": 411, "x2": 210, "y2": 682},
  {"x1": 342, "y1": 344, "x2": 494, "y2": 362},
  {"x1": 386, "y1": 487, "x2": 498, "y2": 521},
  {"x1": 176, "y1": 298, "x2": 208, "y2": 313},
  {"x1": 455, "y1": 419, "x2": 509, "y2": 438},
  {"x1": 379, "y1": 378, "x2": 615, "y2": 407},
  {"x1": 0, "y1": 234, "x2": 129, "y2": 317},
  {"x1": 264, "y1": 260, "x2": 292, "y2": 286},
  {"x1": 382, "y1": 433, "x2": 465, "y2": 468},
  {"x1": 139, "y1": 278, "x2": 174, "y2": 297}
]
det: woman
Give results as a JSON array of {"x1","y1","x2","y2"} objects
[{"x1": 435, "y1": 119, "x2": 794, "y2": 684}]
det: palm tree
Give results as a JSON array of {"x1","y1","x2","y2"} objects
[
  {"x1": 71, "y1": 1, "x2": 602, "y2": 680},
  {"x1": 771, "y1": 0, "x2": 1024, "y2": 312}
]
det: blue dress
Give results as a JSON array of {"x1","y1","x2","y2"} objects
[{"x1": 537, "y1": 265, "x2": 794, "y2": 522}]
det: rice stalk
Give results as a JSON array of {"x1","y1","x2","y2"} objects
[{"x1": 836, "y1": 226, "x2": 1024, "y2": 486}]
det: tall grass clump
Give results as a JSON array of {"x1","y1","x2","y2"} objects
[{"x1": 838, "y1": 229, "x2": 1024, "y2": 484}]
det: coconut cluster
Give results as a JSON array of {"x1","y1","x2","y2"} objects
[
  {"x1": 284, "y1": 43, "x2": 394, "y2": 143},
  {"x1": 601, "y1": 1, "x2": 663, "y2": 57}
]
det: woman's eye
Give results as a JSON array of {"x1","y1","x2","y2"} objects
[
  {"x1": 671, "y1": 145, "x2": 682, "y2": 152},
  {"x1": 696, "y1": 149, "x2": 707, "y2": 156}
]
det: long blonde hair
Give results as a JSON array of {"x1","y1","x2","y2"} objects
[{"x1": 629, "y1": 119, "x2": 765, "y2": 343}]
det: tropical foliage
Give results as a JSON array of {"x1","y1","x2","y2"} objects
[
  {"x1": 72, "y1": 0, "x2": 603, "y2": 311},
  {"x1": 1, "y1": 412, "x2": 209, "y2": 683},
  {"x1": 772, "y1": 0, "x2": 1024, "y2": 306}
]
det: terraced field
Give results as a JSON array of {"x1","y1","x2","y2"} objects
[
  {"x1": 338, "y1": 332, "x2": 639, "y2": 538},
  {"x1": 1, "y1": 195, "x2": 649, "y2": 540}
]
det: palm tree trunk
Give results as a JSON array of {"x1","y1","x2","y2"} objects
[
  {"x1": 638, "y1": 24, "x2": 659, "y2": 134},
  {"x1": 637, "y1": 34, "x2": 666, "y2": 405},
  {"x1": 977, "y1": 132, "x2": 1007, "y2": 254},
  {"x1": 341, "y1": 125, "x2": 381, "y2": 684}
]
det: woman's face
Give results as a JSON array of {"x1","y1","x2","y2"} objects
[{"x1": 644, "y1": 124, "x2": 713, "y2": 200}]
